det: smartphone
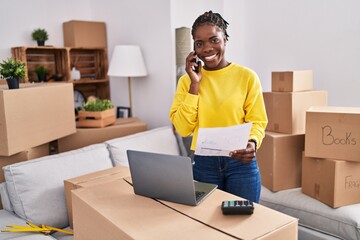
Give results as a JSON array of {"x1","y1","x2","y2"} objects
[
  {"x1": 192, "y1": 46, "x2": 199, "y2": 73},
  {"x1": 191, "y1": 58, "x2": 199, "y2": 73}
]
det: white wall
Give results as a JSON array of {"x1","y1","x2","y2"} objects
[
  {"x1": 240, "y1": 0, "x2": 360, "y2": 107},
  {"x1": 89, "y1": 0, "x2": 175, "y2": 129},
  {"x1": 0, "y1": 0, "x2": 359, "y2": 131},
  {"x1": 171, "y1": 0, "x2": 223, "y2": 29},
  {"x1": 0, "y1": 0, "x2": 92, "y2": 57}
]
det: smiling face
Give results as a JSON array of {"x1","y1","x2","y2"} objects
[{"x1": 193, "y1": 23, "x2": 228, "y2": 71}]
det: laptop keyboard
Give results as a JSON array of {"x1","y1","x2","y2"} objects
[{"x1": 195, "y1": 191, "x2": 206, "y2": 201}]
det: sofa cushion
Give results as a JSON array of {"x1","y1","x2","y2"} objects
[
  {"x1": 0, "y1": 182, "x2": 13, "y2": 212},
  {"x1": 3, "y1": 144, "x2": 113, "y2": 229},
  {"x1": 260, "y1": 186, "x2": 360, "y2": 240},
  {"x1": 106, "y1": 126, "x2": 180, "y2": 166}
]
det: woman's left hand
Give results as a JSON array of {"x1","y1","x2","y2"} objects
[{"x1": 229, "y1": 142, "x2": 256, "y2": 163}]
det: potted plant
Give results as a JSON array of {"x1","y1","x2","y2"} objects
[
  {"x1": 77, "y1": 98, "x2": 116, "y2": 128},
  {"x1": 82, "y1": 98, "x2": 114, "y2": 112},
  {"x1": 0, "y1": 58, "x2": 26, "y2": 89},
  {"x1": 31, "y1": 28, "x2": 49, "y2": 46},
  {"x1": 34, "y1": 65, "x2": 48, "y2": 82}
]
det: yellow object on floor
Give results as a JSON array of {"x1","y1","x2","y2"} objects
[{"x1": 1, "y1": 221, "x2": 73, "y2": 235}]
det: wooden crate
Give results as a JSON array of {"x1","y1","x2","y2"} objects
[
  {"x1": 11, "y1": 46, "x2": 69, "y2": 83},
  {"x1": 74, "y1": 81, "x2": 110, "y2": 100},
  {"x1": 11, "y1": 46, "x2": 110, "y2": 100},
  {"x1": 70, "y1": 48, "x2": 108, "y2": 80},
  {"x1": 70, "y1": 48, "x2": 109, "y2": 100},
  {"x1": 77, "y1": 108, "x2": 116, "y2": 128}
]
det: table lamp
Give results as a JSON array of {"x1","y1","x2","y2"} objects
[{"x1": 108, "y1": 45, "x2": 147, "y2": 117}]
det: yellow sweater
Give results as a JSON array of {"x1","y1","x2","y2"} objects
[{"x1": 169, "y1": 63, "x2": 268, "y2": 151}]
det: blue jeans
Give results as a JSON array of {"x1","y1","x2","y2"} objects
[{"x1": 193, "y1": 155, "x2": 261, "y2": 203}]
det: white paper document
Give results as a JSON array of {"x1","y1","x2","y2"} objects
[{"x1": 195, "y1": 122, "x2": 253, "y2": 157}]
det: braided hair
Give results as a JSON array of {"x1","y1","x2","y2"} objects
[{"x1": 191, "y1": 10, "x2": 229, "y2": 41}]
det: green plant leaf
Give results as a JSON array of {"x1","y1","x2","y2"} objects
[
  {"x1": 0, "y1": 58, "x2": 26, "y2": 79},
  {"x1": 82, "y1": 98, "x2": 114, "y2": 111},
  {"x1": 31, "y1": 28, "x2": 49, "y2": 41}
]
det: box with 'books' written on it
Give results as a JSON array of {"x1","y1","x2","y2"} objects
[{"x1": 305, "y1": 106, "x2": 360, "y2": 162}]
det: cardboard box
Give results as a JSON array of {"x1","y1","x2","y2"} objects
[
  {"x1": 161, "y1": 183, "x2": 298, "y2": 240},
  {"x1": 263, "y1": 90, "x2": 328, "y2": 134},
  {"x1": 72, "y1": 178, "x2": 297, "y2": 240},
  {"x1": 272, "y1": 70, "x2": 313, "y2": 92},
  {"x1": 305, "y1": 106, "x2": 360, "y2": 162},
  {"x1": 0, "y1": 83, "x2": 76, "y2": 156},
  {"x1": 64, "y1": 166, "x2": 130, "y2": 229},
  {"x1": 73, "y1": 179, "x2": 236, "y2": 240},
  {"x1": 57, "y1": 117, "x2": 147, "y2": 153},
  {"x1": 63, "y1": 20, "x2": 107, "y2": 47},
  {"x1": 302, "y1": 155, "x2": 360, "y2": 208},
  {"x1": 257, "y1": 131, "x2": 305, "y2": 191},
  {"x1": 0, "y1": 143, "x2": 49, "y2": 209}
]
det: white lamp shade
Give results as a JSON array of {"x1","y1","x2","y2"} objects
[{"x1": 108, "y1": 45, "x2": 147, "y2": 77}]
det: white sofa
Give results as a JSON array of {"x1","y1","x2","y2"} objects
[
  {"x1": 0, "y1": 126, "x2": 183, "y2": 240},
  {"x1": 0, "y1": 126, "x2": 358, "y2": 240}
]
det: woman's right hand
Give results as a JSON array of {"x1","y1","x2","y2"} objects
[{"x1": 185, "y1": 51, "x2": 202, "y2": 94}]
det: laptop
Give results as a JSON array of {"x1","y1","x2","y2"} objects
[{"x1": 127, "y1": 150, "x2": 217, "y2": 206}]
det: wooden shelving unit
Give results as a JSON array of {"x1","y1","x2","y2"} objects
[{"x1": 11, "y1": 46, "x2": 110, "y2": 100}]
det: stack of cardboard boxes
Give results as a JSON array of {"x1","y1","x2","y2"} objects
[
  {"x1": 302, "y1": 106, "x2": 360, "y2": 208},
  {"x1": 0, "y1": 83, "x2": 77, "y2": 208},
  {"x1": 257, "y1": 70, "x2": 328, "y2": 191},
  {"x1": 258, "y1": 70, "x2": 360, "y2": 209}
]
